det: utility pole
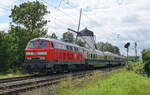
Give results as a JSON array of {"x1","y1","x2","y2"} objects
[
  {"x1": 124, "y1": 42, "x2": 130, "y2": 70},
  {"x1": 124, "y1": 42, "x2": 130, "y2": 63},
  {"x1": 135, "y1": 42, "x2": 137, "y2": 61},
  {"x1": 127, "y1": 47, "x2": 129, "y2": 60}
]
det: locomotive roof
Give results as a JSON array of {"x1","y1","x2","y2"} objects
[
  {"x1": 30, "y1": 38, "x2": 123, "y2": 58},
  {"x1": 31, "y1": 38, "x2": 83, "y2": 49}
]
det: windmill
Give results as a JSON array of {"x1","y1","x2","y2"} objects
[{"x1": 68, "y1": 8, "x2": 97, "y2": 50}]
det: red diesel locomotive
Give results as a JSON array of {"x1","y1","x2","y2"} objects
[{"x1": 24, "y1": 38, "x2": 87, "y2": 74}]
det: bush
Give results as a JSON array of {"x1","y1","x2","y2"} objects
[
  {"x1": 142, "y1": 49, "x2": 150, "y2": 63},
  {"x1": 142, "y1": 49, "x2": 150, "y2": 76},
  {"x1": 129, "y1": 61, "x2": 145, "y2": 74}
]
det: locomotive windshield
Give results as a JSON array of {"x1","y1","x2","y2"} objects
[
  {"x1": 38, "y1": 41, "x2": 47, "y2": 48},
  {"x1": 27, "y1": 40, "x2": 47, "y2": 48},
  {"x1": 28, "y1": 41, "x2": 36, "y2": 48}
]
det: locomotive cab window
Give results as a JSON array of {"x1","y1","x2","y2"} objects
[
  {"x1": 38, "y1": 41, "x2": 47, "y2": 48},
  {"x1": 27, "y1": 41, "x2": 36, "y2": 48},
  {"x1": 51, "y1": 42, "x2": 54, "y2": 48}
]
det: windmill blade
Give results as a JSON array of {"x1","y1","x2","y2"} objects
[
  {"x1": 77, "y1": 8, "x2": 82, "y2": 32},
  {"x1": 68, "y1": 28, "x2": 78, "y2": 33},
  {"x1": 68, "y1": 28, "x2": 80, "y2": 41}
]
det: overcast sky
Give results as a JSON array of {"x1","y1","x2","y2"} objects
[{"x1": 0, "y1": 0, "x2": 150, "y2": 56}]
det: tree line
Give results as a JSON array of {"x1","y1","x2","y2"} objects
[{"x1": 0, "y1": 1, "x2": 121, "y2": 74}]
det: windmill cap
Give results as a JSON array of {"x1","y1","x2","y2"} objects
[{"x1": 78, "y1": 27, "x2": 94, "y2": 36}]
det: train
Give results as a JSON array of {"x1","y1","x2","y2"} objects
[{"x1": 24, "y1": 38, "x2": 125, "y2": 74}]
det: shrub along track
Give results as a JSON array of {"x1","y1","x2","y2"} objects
[{"x1": 0, "y1": 65, "x2": 123, "y2": 95}]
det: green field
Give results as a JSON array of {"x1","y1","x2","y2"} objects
[{"x1": 56, "y1": 68, "x2": 150, "y2": 95}]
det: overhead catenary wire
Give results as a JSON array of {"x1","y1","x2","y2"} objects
[
  {"x1": 40, "y1": 0, "x2": 87, "y2": 29},
  {"x1": 41, "y1": 0, "x2": 77, "y2": 22},
  {"x1": 58, "y1": 0, "x2": 63, "y2": 8},
  {"x1": 39, "y1": 0, "x2": 79, "y2": 30},
  {"x1": 63, "y1": 0, "x2": 98, "y2": 29}
]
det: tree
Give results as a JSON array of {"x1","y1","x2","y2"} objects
[
  {"x1": 97, "y1": 42, "x2": 105, "y2": 52},
  {"x1": 51, "y1": 33, "x2": 58, "y2": 39},
  {"x1": 97, "y1": 42, "x2": 120, "y2": 55},
  {"x1": 0, "y1": 31, "x2": 10, "y2": 73},
  {"x1": 61, "y1": 32, "x2": 74, "y2": 43},
  {"x1": 112, "y1": 46, "x2": 120, "y2": 55},
  {"x1": 142, "y1": 49, "x2": 150, "y2": 76},
  {"x1": 75, "y1": 39, "x2": 85, "y2": 47},
  {"x1": 46, "y1": 33, "x2": 58, "y2": 39},
  {"x1": 9, "y1": 1, "x2": 49, "y2": 39},
  {"x1": 6, "y1": 1, "x2": 49, "y2": 70},
  {"x1": 142, "y1": 49, "x2": 150, "y2": 63},
  {"x1": 7, "y1": 26, "x2": 30, "y2": 69}
]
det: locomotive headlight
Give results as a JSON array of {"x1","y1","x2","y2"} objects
[
  {"x1": 37, "y1": 52, "x2": 47, "y2": 55},
  {"x1": 26, "y1": 52, "x2": 30, "y2": 55},
  {"x1": 27, "y1": 57, "x2": 31, "y2": 60}
]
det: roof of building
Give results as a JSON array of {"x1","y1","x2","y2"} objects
[{"x1": 78, "y1": 27, "x2": 94, "y2": 36}]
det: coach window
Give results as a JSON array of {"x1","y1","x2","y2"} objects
[
  {"x1": 66, "y1": 45, "x2": 69, "y2": 50},
  {"x1": 74, "y1": 47, "x2": 76, "y2": 51},
  {"x1": 91, "y1": 54, "x2": 92, "y2": 59},
  {"x1": 51, "y1": 42, "x2": 54, "y2": 48},
  {"x1": 70, "y1": 46, "x2": 73, "y2": 51},
  {"x1": 82, "y1": 49, "x2": 83, "y2": 53},
  {"x1": 79, "y1": 48, "x2": 82, "y2": 53},
  {"x1": 93, "y1": 54, "x2": 95, "y2": 59},
  {"x1": 76, "y1": 47, "x2": 78, "y2": 51}
]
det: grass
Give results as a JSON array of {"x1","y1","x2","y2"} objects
[
  {"x1": 0, "y1": 73, "x2": 30, "y2": 79},
  {"x1": 0, "y1": 69, "x2": 30, "y2": 79},
  {"x1": 56, "y1": 68, "x2": 150, "y2": 95}
]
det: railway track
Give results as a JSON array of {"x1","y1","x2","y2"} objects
[
  {"x1": 0, "y1": 66, "x2": 123, "y2": 95},
  {"x1": 0, "y1": 75, "x2": 36, "y2": 84}
]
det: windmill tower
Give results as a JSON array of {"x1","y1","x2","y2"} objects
[{"x1": 78, "y1": 28, "x2": 97, "y2": 50}]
